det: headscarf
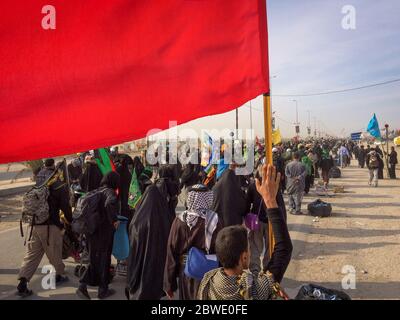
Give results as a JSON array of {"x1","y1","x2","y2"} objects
[
  {"x1": 132, "y1": 156, "x2": 145, "y2": 177},
  {"x1": 177, "y1": 184, "x2": 219, "y2": 253},
  {"x1": 72, "y1": 158, "x2": 81, "y2": 167},
  {"x1": 100, "y1": 171, "x2": 121, "y2": 190}
]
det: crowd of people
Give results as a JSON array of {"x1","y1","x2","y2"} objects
[{"x1": 15, "y1": 138, "x2": 398, "y2": 300}]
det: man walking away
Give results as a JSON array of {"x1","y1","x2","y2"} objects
[
  {"x1": 357, "y1": 145, "x2": 366, "y2": 168},
  {"x1": 17, "y1": 159, "x2": 71, "y2": 297},
  {"x1": 389, "y1": 147, "x2": 398, "y2": 179},
  {"x1": 339, "y1": 144, "x2": 350, "y2": 168},
  {"x1": 366, "y1": 150, "x2": 380, "y2": 187},
  {"x1": 320, "y1": 147, "x2": 334, "y2": 189},
  {"x1": 285, "y1": 152, "x2": 306, "y2": 215},
  {"x1": 301, "y1": 151, "x2": 313, "y2": 195}
]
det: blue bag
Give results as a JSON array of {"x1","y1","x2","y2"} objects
[
  {"x1": 112, "y1": 216, "x2": 130, "y2": 260},
  {"x1": 184, "y1": 247, "x2": 219, "y2": 280}
]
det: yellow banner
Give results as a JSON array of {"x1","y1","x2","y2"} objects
[{"x1": 272, "y1": 128, "x2": 282, "y2": 145}]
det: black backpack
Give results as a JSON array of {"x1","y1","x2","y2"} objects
[
  {"x1": 295, "y1": 284, "x2": 351, "y2": 300},
  {"x1": 71, "y1": 188, "x2": 104, "y2": 235},
  {"x1": 308, "y1": 199, "x2": 332, "y2": 217},
  {"x1": 329, "y1": 166, "x2": 341, "y2": 178}
]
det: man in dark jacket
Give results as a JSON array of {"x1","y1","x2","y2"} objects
[
  {"x1": 17, "y1": 159, "x2": 72, "y2": 297},
  {"x1": 388, "y1": 146, "x2": 398, "y2": 179},
  {"x1": 357, "y1": 145, "x2": 366, "y2": 168}
]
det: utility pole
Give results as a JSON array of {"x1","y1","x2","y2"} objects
[
  {"x1": 313, "y1": 117, "x2": 317, "y2": 137},
  {"x1": 307, "y1": 110, "x2": 311, "y2": 136},
  {"x1": 385, "y1": 124, "x2": 390, "y2": 178},
  {"x1": 235, "y1": 108, "x2": 239, "y2": 139},
  {"x1": 293, "y1": 100, "x2": 300, "y2": 138},
  {"x1": 249, "y1": 101, "x2": 253, "y2": 141}
]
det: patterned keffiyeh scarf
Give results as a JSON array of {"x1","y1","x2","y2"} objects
[
  {"x1": 197, "y1": 268, "x2": 274, "y2": 300},
  {"x1": 177, "y1": 184, "x2": 218, "y2": 253}
]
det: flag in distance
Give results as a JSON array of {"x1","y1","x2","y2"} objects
[
  {"x1": 272, "y1": 128, "x2": 282, "y2": 145},
  {"x1": 0, "y1": 0, "x2": 270, "y2": 163},
  {"x1": 367, "y1": 114, "x2": 381, "y2": 139}
]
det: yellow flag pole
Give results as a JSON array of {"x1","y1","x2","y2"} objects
[
  {"x1": 263, "y1": 93, "x2": 273, "y2": 165},
  {"x1": 263, "y1": 92, "x2": 275, "y2": 258}
]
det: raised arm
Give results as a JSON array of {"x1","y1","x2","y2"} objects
[{"x1": 256, "y1": 164, "x2": 293, "y2": 283}]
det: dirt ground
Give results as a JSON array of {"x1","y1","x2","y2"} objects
[{"x1": 283, "y1": 160, "x2": 400, "y2": 300}]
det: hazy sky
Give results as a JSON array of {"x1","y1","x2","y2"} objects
[{"x1": 158, "y1": 0, "x2": 400, "y2": 140}]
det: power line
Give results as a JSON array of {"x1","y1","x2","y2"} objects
[
  {"x1": 272, "y1": 78, "x2": 400, "y2": 97},
  {"x1": 245, "y1": 105, "x2": 294, "y2": 124}
]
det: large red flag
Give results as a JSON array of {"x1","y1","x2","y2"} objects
[{"x1": 0, "y1": 0, "x2": 269, "y2": 163}]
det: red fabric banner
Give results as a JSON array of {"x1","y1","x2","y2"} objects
[{"x1": 0, "y1": 0, "x2": 269, "y2": 163}]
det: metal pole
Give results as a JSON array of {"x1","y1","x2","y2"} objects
[
  {"x1": 263, "y1": 93, "x2": 274, "y2": 258},
  {"x1": 235, "y1": 108, "x2": 239, "y2": 139},
  {"x1": 249, "y1": 101, "x2": 253, "y2": 140},
  {"x1": 314, "y1": 117, "x2": 317, "y2": 137},
  {"x1": 263, "y1": 94, "x2": 273, "y2": 165},
  {"x1": 386, "y1": 125, "x2": 390, "y2": 177}
]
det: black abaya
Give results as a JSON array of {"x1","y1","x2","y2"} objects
[
  {"x1": 126, "y1": 185, "x2": 171, "y2": 300},
  {"x1": 212, "y1": 169, "x2": 247, "y2": 227},
  {"x1": 80, "y1": 175, "x2": 119, "y2": 291}
]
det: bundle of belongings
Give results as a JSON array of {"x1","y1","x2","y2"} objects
[
  {"x1": 329, "y1": 166, "x2": 341, "y2": 178},
  {"x1": 295, "y1": 284, "x2": 351, "y2": 300},
  {"x1": 333, "y1": 185, "x2": 345, "y2": 193},
  {"x1": 307, "y1": 199, "x2": 332, "y2": 217}
]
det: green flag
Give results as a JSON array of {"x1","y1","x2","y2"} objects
[
  {"x1": 94, "y1": 148, "x2": 115, "y2": 176},
  {"x1": 128, "y1": 170, "x2": 142, "y2": 208}
]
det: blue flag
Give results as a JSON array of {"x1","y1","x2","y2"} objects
[{"x1": 367, "y1": 114, "x2": 381, "y2": 138}]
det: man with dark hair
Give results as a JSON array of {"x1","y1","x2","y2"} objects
[
  {"x1": 214, "y1": 226, "x2": 248, "y2": 269},
  {"x1": 198, "y1": 165, "x2": 292, "y2": 300},
  {"x1": 285, "y1": 152, "x2": 306, "y2": 215}
]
